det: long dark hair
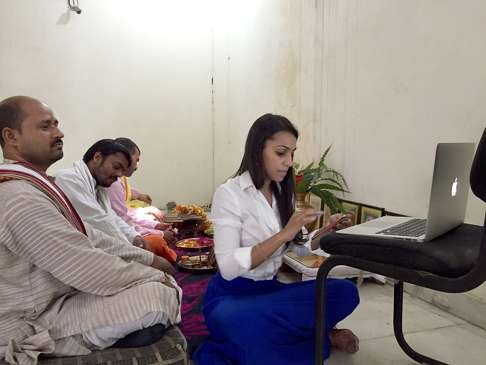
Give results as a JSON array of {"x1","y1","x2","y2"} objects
[{"x1": 235, "y1": 113, "x2": 299, "y2": 227}]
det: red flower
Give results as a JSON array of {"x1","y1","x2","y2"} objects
[{"x1": 295, "y1": 174, "x2": 303, "y2": 185}]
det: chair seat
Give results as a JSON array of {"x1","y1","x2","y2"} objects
[{"x1": 320, "y1": 224, "x2": 483, "y2": 278}]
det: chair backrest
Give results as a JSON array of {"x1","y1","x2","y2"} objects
[
  {"x1": 470, "y1": 128, "x2": 486, "y2": 209},
  {"x1": 461, "y1": 128, "x2": 486, "y2": 290}
]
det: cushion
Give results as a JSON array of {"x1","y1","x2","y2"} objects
[
  {"x1": 38, "y1": 326, "x2": 187, "y2": 365},
  {"x1": 320, "y1": 224, "x2": 483, "y2": 278}
]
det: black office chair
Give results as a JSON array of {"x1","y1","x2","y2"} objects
[{"x1": 314, "y1": 128, "x2": 486, "y2": 365}]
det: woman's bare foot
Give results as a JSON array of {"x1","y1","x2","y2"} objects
[{"x1": 329, "y1": 328, "x2": 359, "y2": 354}]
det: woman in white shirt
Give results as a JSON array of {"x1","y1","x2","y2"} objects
[{"x1": 193, "y1": 114, "x2": 359, "y2": 365}]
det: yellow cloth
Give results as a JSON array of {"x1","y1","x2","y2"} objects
[{"x1": 121, "y1": 176, "x2": 149, "y2": 208}]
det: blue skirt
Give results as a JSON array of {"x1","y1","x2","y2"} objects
[{"x1": 193, "y1": 272, "x2": 359, "y2": 365}]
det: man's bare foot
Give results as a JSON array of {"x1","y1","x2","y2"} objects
[{"x1": 329, "y1": 328, "x2": 359, "y2": 354}]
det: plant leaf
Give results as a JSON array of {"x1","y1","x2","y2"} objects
[
  {"x1": 319, "y1": 145, "x2": 332, "y2": 166},
  {"x1": 293, "y1": 144, "x2": 349, "y2": 200},
  {"x1": 299, "y1": 161, "x2": 314, "y2": 174},
  {"x1": 310, "y1": 189, "x2": 343, "y2": 214},
  {"x1": 311, "y1": 183, "x2": 349, "y2": 193},
  {"x1": 318, "y1": 177, "x2": 346, "y2": 189},
  {"x1": 324, "y1": 168, "x2": 349, "y2": 189}
]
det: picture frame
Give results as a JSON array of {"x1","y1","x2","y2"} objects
[
  {"x1": 339, "y1": 199, "x2": 360, "y2": 225},
  {"x1": 384, "y1": 210, "x2": 407, "y2": 217},
  {"x1": 309, "y1": 194, "x2": 324, "y2": 228},
  {"x1": 360, "y1": 204, "x2": 384, "y2": 223}
]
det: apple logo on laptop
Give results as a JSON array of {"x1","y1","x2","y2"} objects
[{"x1": 451, "y1": 177, "x2": 458, "y2": 197}]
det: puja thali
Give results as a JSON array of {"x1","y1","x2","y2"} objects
[
  {"x1": 163, "y1": 213, "x2": 202, "y2": 223},
  {"x1": 175, "y1": 237, "x2": 213, "y2": 251},
  {"x1": 176, "y1": 254, "x2": 216, "y2": 273}
]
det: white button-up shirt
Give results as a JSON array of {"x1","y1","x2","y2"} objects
[{"x1": 212, "y1": 171, "x2": 289, "y2": 281}]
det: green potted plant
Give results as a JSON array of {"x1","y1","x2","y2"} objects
[{"x1": 293, "y1": 145, "x2": 349, "y2": 214}]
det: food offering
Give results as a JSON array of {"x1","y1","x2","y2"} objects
[
  {"x1": 311, "y1": 256, "x2": 326, "y2": 268},
  {"x1": 285, "y1": 252, "x2": 327, "y2": 268},
  {"x1": 173, "y1": 204, "x2": 213, "y2": 233},
  {"x1": 175, "y1": 237, "x2": 214, "y2": 251},
  {"x1": 177, "y1": 254, "x2": 216, "y2": 273},
  {"x1": 203, "y1": 226, "x2": 214, "y2": 237}
]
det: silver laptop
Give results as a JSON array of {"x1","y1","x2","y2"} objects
[{"x1": 337, "y1": 142, "x2": 475, "y2": 242}]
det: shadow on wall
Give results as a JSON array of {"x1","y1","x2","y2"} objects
[{"x1": 57, "y1": 9, "x2": 71, "y2": 25}]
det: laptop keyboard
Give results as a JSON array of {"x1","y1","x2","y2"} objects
[{"x1": 377, "y1": 218, "x2": 427, "y2": 237}]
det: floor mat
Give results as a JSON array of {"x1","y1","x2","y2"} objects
[{"x1": 175, "y1": 271, "x2": 214, "y2": 354}]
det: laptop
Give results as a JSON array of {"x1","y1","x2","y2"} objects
[{"x1": 337, "y1": 142, "x2": 475, "y2": 242}]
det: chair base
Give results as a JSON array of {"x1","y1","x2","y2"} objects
[
  {"x1": 315, "y1": 257, "x2": 450, "y2": 364},
  {"x1": 393, "y1": 281, "x2": 448, "y2": 365}
]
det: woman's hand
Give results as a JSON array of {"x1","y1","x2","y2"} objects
[
  {"x1": 315, "y1": 213, "x2": 353, "y2": 236},
  {"x1": 250, "y1": 208, "x2": 319, "y2": 270},
  {"x1": 310, "y1": 213, "x2": 353, "y2": 250},
  {"x1": 329, "y1": 213, "x2": 353, "y2": 231},
  {"x1": 281, "y1": 208, "x2": 320, "y2": 241}
]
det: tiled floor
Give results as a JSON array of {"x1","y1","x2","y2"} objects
[{"x1": 326, "y1": 281, "x2": 486, "y2": 364}]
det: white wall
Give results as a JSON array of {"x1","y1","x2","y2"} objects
[
  {"x1": 1, "y1": 0, "x2": 484, "y2": 218},
  {"x1": 0, "y1": 0, "x2": 214, "y2": 205},
  {"x1": 310, "y1": 0, "x2": 486, "y2": 320},
  {"x1": 212, "y1": 0, "x2": 304, "y2": 185},
  {"x1": 0, "y1": 0, "x2": 308, "y2": 207},
  {"x1": 315, "y1": 0, "x2": 486, "y2": 224},
  {"x1": 213, "y1": 0, "x2": 486, "y2": 225}
]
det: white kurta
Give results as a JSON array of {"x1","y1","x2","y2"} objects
[{"x1": 54, "y1": 160, "x2": 138, "y2": 244}]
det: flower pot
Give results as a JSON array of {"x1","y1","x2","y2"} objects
[
  {"x1": 295, "y1": 192, "x2": 319, "y2": 232},
  {"x1": 295, "y1": 192, "x2": 311, "y2": 211}
]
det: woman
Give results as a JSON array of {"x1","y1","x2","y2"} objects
[{"x1": 193, "y1": 114, "x2": 359, "y2": 364}]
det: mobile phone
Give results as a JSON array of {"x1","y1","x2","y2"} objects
[{"x1": 328, "y1": 215, "x2": 350, "y2": 229}]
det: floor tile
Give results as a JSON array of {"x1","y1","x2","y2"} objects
[
  {"x1": 325, "y1": 282, "x2": 486, "y2": 365},
  {"x1": 338, "y1": 282, "x2": 458, "y2": 341}
]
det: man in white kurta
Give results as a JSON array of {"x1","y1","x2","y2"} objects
[
  {"x1": 54, "y1": 145, "x2": 143, "y2": 247},
  {"x1": 0, "y1": 96, "x2": 181, "y2": 365}
]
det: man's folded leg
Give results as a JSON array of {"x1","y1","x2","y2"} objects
[{"x1": 81, "y1": 311, "x2": 170, "y2": 349}]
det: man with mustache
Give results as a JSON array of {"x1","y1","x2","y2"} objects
[
  {"x1": 55, "y1": 139, "x2": 153, "y2": 251},
  {"x1": 0, "y1": 96, "x2": 181, "y2": 364}
]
